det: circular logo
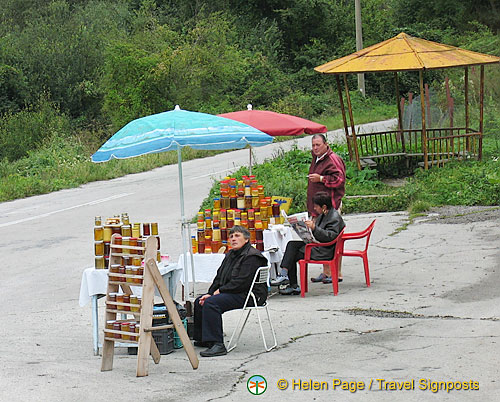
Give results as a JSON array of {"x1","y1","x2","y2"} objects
[{"x1": 247, "y1": 375, "x2": 267, "y2": 395}]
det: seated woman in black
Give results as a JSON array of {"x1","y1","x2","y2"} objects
[
  {"x1": 193, "y1": 225, "x2": 268, "y2": 356},
  {"x1": 274, "y1": 191, "x2": 345, "y2": 295}
]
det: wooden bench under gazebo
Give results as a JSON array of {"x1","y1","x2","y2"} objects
[{"x1": 315, "y1": 33, "x2": 500, "y2": 170}]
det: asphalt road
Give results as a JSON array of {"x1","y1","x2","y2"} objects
[{"x1": 3, "y1": 118, "x2": 500, "y2": 401}]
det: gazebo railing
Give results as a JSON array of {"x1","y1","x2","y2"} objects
[{"x1": 349, "y1": 127, "x2": 481, "y2": 168}]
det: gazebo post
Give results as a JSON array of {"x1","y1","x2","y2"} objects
[
  {"x1": 465, "y1": 67, "x2": 469, "y2": 154},
  {"x1": 419, "y1": 70, "x2": 428, "y2": 169},
  {"x1": 343, "y1": 74, "x2": 361, "y2": 170},
  {"x1": 336, "y1": 75, "x2": 353, "y2": 160},
  {"x1": 479, "y1": 65, "x2": 484, "y2": 160},
  {"x1": 394, "y1": 72, "x2": 406, "y2": 153}
]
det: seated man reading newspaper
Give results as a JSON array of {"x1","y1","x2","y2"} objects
[{"x1": 270, "y1": 191, "x2": 345, "y2": 295}]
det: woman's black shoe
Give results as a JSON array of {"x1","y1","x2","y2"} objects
[{"x1": 200, "y1": 342, "x2": 227, "y2": 357}]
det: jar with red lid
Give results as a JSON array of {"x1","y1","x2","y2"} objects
[{"x1": 121, "y1": 322, "x2": 130, "y2": 340}]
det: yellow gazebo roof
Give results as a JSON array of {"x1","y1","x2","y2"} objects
[{"x1": 315, "y1": 32, "x2": 500, "y2": 74}]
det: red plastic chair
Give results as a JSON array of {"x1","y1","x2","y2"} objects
[
  {"x1": 298, "y1": 229, "x2": 345, "y2": 297},
  {"x1": 337, "y1": 219, "x2": 376, "y2": 288}
]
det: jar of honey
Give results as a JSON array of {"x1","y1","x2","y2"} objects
[
  {"x1": 103, "y1": 226, "x2": 112, "y2": 242},
  {"x1": 237, "y1": 197, "x2": 245, "y2": 209},
  {"x1": 213, "y1": 197, "x2": 221, "y2": 209},
  {"x1": 151, "y1": 222, "x2": 158, "y2": 236},
  {"x1": 95, "y1": 216, "x2": 102, "y2": 226},
  {"x1": 132, "y1": 267, "x2": 141, "y2": 284},
  {"x1": 118, "y1": 267, "x2": 126, "y2": 282},
  {"x1": 129, "y1": 237, "x2": 138, "y2": 254},
  {"x1": 143, "y1": 223, "x2": 151, "y2": 236},
  {"x1": 123, "y1": 294, "x2": 130, "y2": 311},
  {"x1": 94, "y1": 241, "x2": 104, "y2": 256},
  {"x1": 121, "y1": 213, "x2": 130, "y2": 225},
  {"x1": 125, "y1": 267, "x2": 133, "y2": 283},
  {"x1": 116, "y1": 294, "x2": 124, "y2": 310},
  {"x1": 108, "y1": 293, "x2": 117, "y2": 304},
  {"x1": 94, "y1": 226, "x2": 103, "y2": 241},
  {"x1": 212, "y1": 241, "x2": 221, "y2": 253},
  {"x1": 95, "y1": 256, "x2": 105, "y2": 269},
  {"x1": 245, "y1": 185, "x2": 251, "y2": 197},
  {"x1": 245, "y1": 196, "x2": 252, "y2": 210},
  {"x1": 113, "y1": 322, "x2": 121, "y2": 339},
  {"x1": 135, "y1": 238, "x2": 142, "y2": 255},
  {"x1": 109, "y1": 265, "x2": 120, "y2": 281},
  {"x1": 129, "y1": 323, "x2": 136, "y2": 341},
  {"x1": 191, "y1": 235, "x2": 198, "y2": 253},
  {"x1": 221, "y1": 197, "x2": 230, "y2": 209},
  {"x1": 106, "y1": 320, "x2": 114, "y2": 332},
  {"x1": 121, "y1": 224, "x2": 132, "y2": 237},
  {"x1": 198, "y1": 242, "x2": 205, "y2": 254},
  {"x1": 132, "y1": 223, "x2": 141, "y2": 238},
  {"x1": 229, "y1": 197, "x2": 237, "y2": 209},
  {"x1": 121, "y1": 322, "x2": 130, "y2": 340}
]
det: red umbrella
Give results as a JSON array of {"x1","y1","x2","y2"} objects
[{"x1": 218, "y1": 105, "x2": 327, "y2": 136}]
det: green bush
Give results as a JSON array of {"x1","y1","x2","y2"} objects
[{"x1": 0, "y1": 96, "x2": 71, "y2": 161}]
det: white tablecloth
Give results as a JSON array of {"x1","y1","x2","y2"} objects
[
  {"x1": 263, "y1": 225, "x2": 297, "y2": 263},
  {"x1": 177, "y1": 253, "x2": 225, "y2": 284},
  {"x1": 79, "y1": 262, "x2": 182, "y2": 306},
  {"x1": 177, "y1": 247, "x2": 285, "y2": 285}
]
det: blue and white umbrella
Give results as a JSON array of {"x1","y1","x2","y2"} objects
[{"x1": 92, "y1": 105, "x2": 273, "y2": 297}]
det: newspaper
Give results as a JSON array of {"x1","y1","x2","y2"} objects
[{"x1": 281, "y1": 210, "x2": 317, "y2": 243}]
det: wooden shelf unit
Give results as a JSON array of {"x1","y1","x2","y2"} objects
[{"x1": 101, "y1": 234, "x2": 198, "y2": 376}]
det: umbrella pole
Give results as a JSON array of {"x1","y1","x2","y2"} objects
[
  {"x1": 177, "y1": 148, "x2": 196, "y2": 299},
  {"x1": 249, "y1": 146, "x2": 252, "y2": 175}
]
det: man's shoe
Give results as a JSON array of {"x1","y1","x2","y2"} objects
[
  {"x1": 279, "y1": 284, "x2": 301, "y2": 295},
  {"x1": 270, "y1": 274, "x2": 289, "y2": 286},
  {"x1": 311, "y1": 273, "x2": 327, "y2": 283},
  {"x1": 194, "y1": 341, "x2": 212, "y2": 348},
  {"x1": 200, "y1": 342, "x2": 227, "y2": 357}
]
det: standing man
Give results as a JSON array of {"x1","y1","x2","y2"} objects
[
  {"x1": 193, "y1": 226, "x2": 268, "y2": 357},
  {"x1": 307, "y1": 133, "x2": 346, "y2": 215},
  {"x1": 308, "y1": 133, "x2": 346, "y2": 284}
]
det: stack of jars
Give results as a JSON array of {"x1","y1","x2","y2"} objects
[
  {"x1": 105, "y1": 320, "x2": 140, "y2": 341},
  {"x1": 94, "y1": 214, "x2": 161, "y2": 269},
  {"x1": 192, "y1": 176, "x2": 281, "y2": 254}
]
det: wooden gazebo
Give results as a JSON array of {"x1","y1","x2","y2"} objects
[{"x1": 315, "y1": 33, "x2": 500, "y2": 170}]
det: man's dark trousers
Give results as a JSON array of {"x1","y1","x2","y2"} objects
[{"x1": 194, "y1": 293, "x2": 246, "y2": 343}]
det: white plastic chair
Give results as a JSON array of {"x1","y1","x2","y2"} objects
[{"x1": 227, "y1": 266, "x2": 277, "y2": 352}]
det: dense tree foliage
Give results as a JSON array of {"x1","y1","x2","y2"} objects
[{"x1": 1, "y1": 0, "x2": 499, "y2": 161}]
